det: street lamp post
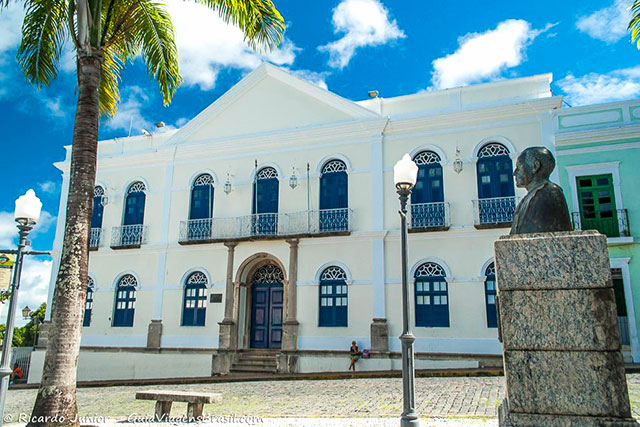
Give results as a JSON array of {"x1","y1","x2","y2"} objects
[
  {"x1": 0, "y1": 190, "x2": 42, "y2": 421},
  {"x1": 393, "y1": 154, "x2": 419, "y2": 427}
]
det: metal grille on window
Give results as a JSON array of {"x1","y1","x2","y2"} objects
[
  {"x1": 415, "y1": 262, "x2": 446, "y2": 278},
  {"x1": 320, "y1": 266, "x2": 347, "y2": 281},
  {"x1": 478, "y1": 143, "x2": 509, "y2": 158},
  {"x1": 257, "y1": 167, "x2": 278, "y2": 180},
  {"x1": 94, "y1": 186, "x2": 105, "y2": 197},
  {"x1": 193, "y1": 174, "x2": 214, "y2": 187},
  {"x1": 321, "y1": 160, "x2": 347, "y2": 174},
  {"x1": 413, "y1": 151, "x2": 441, "y2": 165},
  {"x1": 127, "y1": 181, "x2": 146, "y2": 193},
  {"x1": 253, "y1": 264, "x2": 284, "y2": 283}
]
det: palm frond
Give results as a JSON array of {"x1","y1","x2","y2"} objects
[
  {"x1": 17, "y1": 0, "x2": 68, "y2": 88},
  {"x1": 630, "y1": 0, "x2": 640, "y2": 48},
  {"x1": 125, "y1": 0, "x2": 182, "y2": 106},
  {"x1": 194, "y1": 0, "x2": 285, "y2": 52},
  {"x1": 98, "y1": 45, "x2": 124, "y2": 116}
]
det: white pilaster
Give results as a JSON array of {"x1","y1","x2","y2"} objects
[{"x1": 370, "y1": 131, "x2": 386, "y2": 318}]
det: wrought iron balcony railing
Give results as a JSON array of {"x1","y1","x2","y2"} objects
[
  {"x1": 89, "y1": 228, "x2": 103, "y2": 250},
  {"x1": 409, "y1": 202, "x2": 450, "y2": 231},
  {"x1": 178, "y1": 208, "x2": 352, "y2": 244},
  {"x1": 111, "y1": 225, "x2": 147, "y2": 249},
  {"x1": 571, "y1": 209, "x2": 630, "y2": 238},
  {"x1": 472, "y1": 196, "x2": 517, "y2": 229}
]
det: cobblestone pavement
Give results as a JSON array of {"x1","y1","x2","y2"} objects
[{"x1": 5, "y1": 374, "x2": 640, "y2": 423}]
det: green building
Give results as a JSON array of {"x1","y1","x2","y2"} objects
[{"x1": 555, "y1": 100, "x2": 640, "y2": 363}]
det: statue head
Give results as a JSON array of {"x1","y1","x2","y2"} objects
[{"x1": 513, "y1": 146, "x2": 555, "y2": 189}]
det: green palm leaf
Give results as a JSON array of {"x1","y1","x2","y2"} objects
[
  {"x1": 17, "y1": 0, "x2": 68, "y2": 88},
  {"x1": 195, "y1": 0, "x2": 285, "y2": 52},
  {"x1": 630, "y1": 0, "x2": 640, "y2": 48}
]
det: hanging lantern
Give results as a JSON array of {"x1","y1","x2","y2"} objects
[{"x1": 289, "y1": 166, "x2": 298, "y2": 189}]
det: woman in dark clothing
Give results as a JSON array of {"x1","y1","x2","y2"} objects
[{"x1": 349, "y1": 341, "x2": 361, "y2": 371}]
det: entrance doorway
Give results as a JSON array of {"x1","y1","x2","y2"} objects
[{"x1": 249, "y1": 264, "x2": 283, "y2": 349}]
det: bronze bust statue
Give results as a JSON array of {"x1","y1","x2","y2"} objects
[{"x1": 510, "y1": 146, "x2": 572, "y2": 235}]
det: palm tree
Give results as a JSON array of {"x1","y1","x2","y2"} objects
[
  {"x1": 2, "y1": 0, "x2": 284, "y2": 423},
  {"x1": 630, "y1": 0, "x2": 640, "y2": 47}
]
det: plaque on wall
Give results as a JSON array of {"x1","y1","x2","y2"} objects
[{"x1": 210, "y1": 293, "x2": 223, "y2": 303}]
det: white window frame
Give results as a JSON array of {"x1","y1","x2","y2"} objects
[{"x1": 611, "y1": 257, "x2": 639, "y2": 363}]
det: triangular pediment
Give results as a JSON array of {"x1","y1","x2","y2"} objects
[{"x1": 168, "y1": 64, "x2": 380, "y2": 143}]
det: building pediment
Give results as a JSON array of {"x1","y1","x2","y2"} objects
[{"x1": 167, "y1": 64, "x2": 380, "y2": 144}]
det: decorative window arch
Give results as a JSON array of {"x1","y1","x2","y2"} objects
[
  {"x1": 257, "y1": 167, "x2": 278, "y2": 180},
  {"x1": 182, "y1": 271, "x2": 208, "y2": 326},
  {"x1": 414, "y1": 262, "x2": 449, "y2": 327},
  {"x1": 83, "y1": 277, "x2": 95, "y2": 327},
  {"x1": 113, "y1": 274, "x2": 137, "y2": 327},
  {"x1": 252, "y1": 264, "x2": 284, "y2": 283},
  {"x1": 320, "y1": 160, "x2": 349, "y2": 232},
  {"x1": 484, "y1": 262, "x2": 497, "y2": 328},
  {"x1": 123, "y1": 181, "x2": 146, "y2": 226},
  {"x1": 319, "y1": 266, "x2": 348, "y2": 327},
  {"x1": 476, "y1": 143, "x2": 516, "y2": 224},
  {"x1": 92, "y1": 186, "x2": 105, "y2": 229}
]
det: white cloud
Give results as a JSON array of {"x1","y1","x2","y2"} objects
[
  {"x1": 285, "y1": 68, "x2": 330, "y2": 90},
  {"x1": 430, "y1": 19, "x2": 553, "y2": 90},
  {"x1": 164, "y1": 0, "x2": 299, "y2": 90},
  {"x1": 0, "y1": 212, "x2": 16, "y2": 248},
  {"x1": 319, "y1": 0, "x2": 405, "y2": 69},
  {"x1": 13, "y1": 258, "x2": 52, "y2": 326},
  {"x1": 576, "y1": 0, "x2": 631, "y2": 43},
  {"x1": 558, "y1": 66, "x2": 640, "y2": 106},
  {"x1": 0, "y1": 2, "x2": 24, "y2": 55},
  {"x1": 104, "y1": 86, "x2": 153, "y2": 135},
  {"x1": 43, "y1": 96, "x2": 67, "y2": 118},
  {"x1": 175, "y1": 117, "x2": 189, "y2": 128},
  {"x1": 38, "y1": 181, "x2": 58, "y2": 195}
]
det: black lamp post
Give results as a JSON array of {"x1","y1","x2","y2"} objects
[
  {"x1": 393, "y1": 154, "x2": 419, "y2": 427},
  {"x1": 0, "y1": 189, "x2": 42, "y2": 423}
]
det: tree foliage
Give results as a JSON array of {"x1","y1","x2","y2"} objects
[
  {"x1": 0, "y1": 302, "x2": 46, "y2": 348},
  {"x1": 630, "y1": 0, "x2": 640, "y2": 48}
]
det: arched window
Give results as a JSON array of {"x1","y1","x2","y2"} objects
[
  {"x1": 182, "y1": 272, "x2": 208, "y2": 326},
  {"x1": 123, "y1": 181, "x2": 146, "y2": 226},
  {"x1": 83, "y1": 277, "x2": 95, "y2": 327},
  {"x1": 476, "y1": 143, "x2": 515, "y2": 224},
  {"x1": 320, "y1": 160, "x2": 348, "y2": 232},
  {"x1": 252, "y1": 167, "x2": 279, "y2": 235},
  {"x1": 113, "y1": 274, "x2": 137, "y2": 327},
  {"x1": 414, "y1": 262, "x2": 449, "y2": 327},
  {"x1": 92, "y1": 186, "x2": 105, "y2": 229},
  {"x1": 319, "y1": 266, "x2": 348, "y2": 327},
  {"x1": 187, "y1": 174, "x2": 214, "y2": 240},
  {"x1": 484, "y1": 262, "x2": 497, "y2": 328},
  {"x1": 411, "y1": 151, "x2": 445, "y2": 229}
]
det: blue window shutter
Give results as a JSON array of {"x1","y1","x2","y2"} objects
[
  {"x1": 124, "y1": 192, "x2": 145, "y2": 225},
  {"x1": 414, "y1": 263, "x2": 449, "y2": 327},
  {"x1": 411, "y1": 164, "x2": 443, "y2": 204},
  {"x1": 485, "y1": 263, "x2": 498, "y2": 328},
  {"x1": 91, "y1": 196, "x2": 104, "y2": 228},
  {"x1": 476, "y1": 155, "x2": 514, "y2": 199},
  {"x1": 189, "y1": 185, "x2": 213, "y2": 220}
]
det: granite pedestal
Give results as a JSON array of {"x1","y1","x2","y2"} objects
[{"x1": 495, "y1": 231, "x2": 637, "y2": 426}]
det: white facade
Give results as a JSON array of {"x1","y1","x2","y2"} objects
[{"x1": 33, "y1": 64, "x2": 562, "y2": 382}]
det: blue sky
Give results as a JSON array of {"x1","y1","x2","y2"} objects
[{"x1": 1, "y1": 0, "x2": 639, "y2": 316}]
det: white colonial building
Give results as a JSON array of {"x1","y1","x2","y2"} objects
[{"x1": 29, "y1": 64, "x2": 563, "y2": 382}]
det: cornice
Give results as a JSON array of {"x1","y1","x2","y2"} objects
[
  {"x1": 385, "y1": 96, "x2": 562, "y2": 135},
  {"x1": 555, "y1": 124, "x2": 640, "y2": 146}
]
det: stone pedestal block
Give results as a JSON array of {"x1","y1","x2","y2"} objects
[
  {"x1": 218, "y1": 320, "x2": 236, "y2": 350},
  {"x1": 277, "y1": 351, "x2": 298, "y2": 374},
  {"x1": 35, "y1": 321, "x2": 50, "y2": 349},
  {"x1": 212, "y1": 350, "x2": 234, "y2": 375},
  {"x1": 370, "y1": 318, "x2": 389, "y2": 352},
  {"x1": 495, "y1": 231, "x2": 636, "y2": 426},
  {"x1": 146, "y1": 319, "x2": 162, "y2": 349},
  {"x1": 281, "y1": 321, "x2": 299, "y2": 352}
]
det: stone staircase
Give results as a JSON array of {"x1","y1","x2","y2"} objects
[{"x1": 230, "y1": 349, "x2": 279, "y2": 374}]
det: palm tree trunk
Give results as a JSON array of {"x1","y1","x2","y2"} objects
[{"x1": 29, "y1": 51, "x2": 102, "y2": 427}]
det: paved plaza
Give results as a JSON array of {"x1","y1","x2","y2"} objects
[{"x1": 4, "y1": 374, "x2": 640, "y2": 425}]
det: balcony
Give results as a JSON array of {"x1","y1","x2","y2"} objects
[
  {"x1": 571, "y1": 209, "x2": 630, "y2": 238},
  {"x1": 111, "y1": 225, "x2": 147, "y2": 249},
  {"x1": 89, "y1": 228, "x2": 103, "y2": 250},
  {"x1": 472, "y1": 196, "x2": 517, "y2": 229},
  {"x1": 409, "y1": 202, "x2": 450, "y2": 232},
  {"x1": 178, "y1": 208, "x2": 352, "y2": 244}
]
